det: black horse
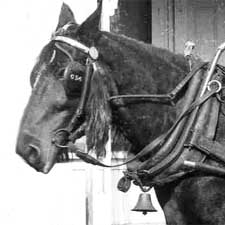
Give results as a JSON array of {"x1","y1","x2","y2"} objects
[{"x1": 16, "y1": 3, "x2": 225, "y2": 225}]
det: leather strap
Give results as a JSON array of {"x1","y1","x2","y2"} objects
[
  {"x1": 109, "y1": 62, "x2": 208, "y2": 106},
  {"x1": 186, "y1": 131, "x2": 225, "y2": 164},
  {"x1": 67, "y1": 59, "x2": 94, "y2": 133},
  {"x1": 68, "y1": 85, "x2": 219, "y2": 168}
]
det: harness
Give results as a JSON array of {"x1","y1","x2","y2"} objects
[{"x1": 51, "y1": 34, "x2": 225, "y2": 192}]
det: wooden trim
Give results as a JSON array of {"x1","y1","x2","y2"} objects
[
  {"x1": 146, "y1": 0, "x2": 152, "y2": 43},
  {"x1": 152, "y1": 0, "x2": 175, "y2": 51},
  {"x1": 171, "y1": 0, "x2": 175, "y2": 52}
]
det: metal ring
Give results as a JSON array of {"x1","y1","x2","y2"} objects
[
  {"x1": 207, "y1": 80, "x2": 222, "y2": 93},
  {"x1": 52, "y1": 128, "x2": 70, "y2": 149},
  {"x1": 216, "y1": 85, "x2": 225, "y2": 103}
]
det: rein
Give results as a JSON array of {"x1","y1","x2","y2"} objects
[{"x1": 51, "y1": 34, "x2": 225, "y2": 190}]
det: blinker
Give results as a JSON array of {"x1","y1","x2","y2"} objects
[
  {"x1": 62, "y1": 62, "x2": 84, "y2": 96},
  {"x1": 132, "y1": 193, "x2": 157, "y2": 215}
]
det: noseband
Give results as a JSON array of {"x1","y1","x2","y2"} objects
[{"x1": 51, "y1": 36, "x2": 99, "y2": 148}]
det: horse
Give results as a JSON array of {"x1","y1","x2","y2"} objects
[{"x1": 16, "y1": 3, "x2": 225, "y2": 225}]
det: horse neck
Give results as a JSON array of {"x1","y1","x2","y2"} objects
[
  {"x1": 97, "y1": 32, "x2": 189, "y2": 93},
  {"x1": 94, "y1": 32, "x2": 189, "y2": 151}
]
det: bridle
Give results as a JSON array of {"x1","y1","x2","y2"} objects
[
  {"x1": 50, "y1": 35, "x2": 149, "y2": 168},
  {"x1": 51, "y1": 35, "x2": 99, "y2": 148}
]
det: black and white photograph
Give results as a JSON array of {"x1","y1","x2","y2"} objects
[{"x1": 1, "y1": 0, "x2": 225, "y2": 224}]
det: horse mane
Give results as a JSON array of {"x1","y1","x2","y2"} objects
[
  {"x1": 82, "y1": 30, "x2": 190, "y2": 157},
  {"x1": 101, "y1": 31, "x2": 189, "y2": 73},
  {"x1": 95, "y1": 32, "x2": 189, "y2": 95},
  {"x1": 85, "y1": 64, "x2": 113, "y2": 157}
]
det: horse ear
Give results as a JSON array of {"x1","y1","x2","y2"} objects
[
  {"x1": 75, "y1": 1, "x2": 102, "y2": 40},
  {"x1": 55, "y1": 3, "x2": 77, "y2": 30}
]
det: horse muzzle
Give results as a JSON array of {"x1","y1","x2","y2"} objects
[{"x1": 16, "y1": 132, "x2": 56, "y2": 173}]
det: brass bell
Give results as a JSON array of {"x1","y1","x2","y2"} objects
[{"x1": 132, "y1": 193, "x2": 157, "y2": 215}]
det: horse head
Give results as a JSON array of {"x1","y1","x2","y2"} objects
[
  {"x1": 16, "y1": 3, "x2": 117, "y2": 173},
  {"x1": 16, "y1": 3, "x2": 190, "y2": 174}
]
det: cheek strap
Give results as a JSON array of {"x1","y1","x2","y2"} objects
[{"x1": 67, "y1": 58, "x2": 96, "y2": 133}]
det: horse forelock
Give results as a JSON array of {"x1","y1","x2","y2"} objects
[{"x1": 85, "y1": 64, "x2": 115, "y2": 157}]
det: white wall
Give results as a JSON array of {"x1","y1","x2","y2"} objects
[{"x1": 0, "y1": 1, "x2": 96, "y2": 225}]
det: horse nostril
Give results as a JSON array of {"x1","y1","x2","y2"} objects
[{"x1": 26, "y1": 145, "x2": 41, "y2": 164}]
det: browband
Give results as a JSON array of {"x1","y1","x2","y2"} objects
[{"x1": 52, "y1": 36, "x2": 99, "y2": 60}]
